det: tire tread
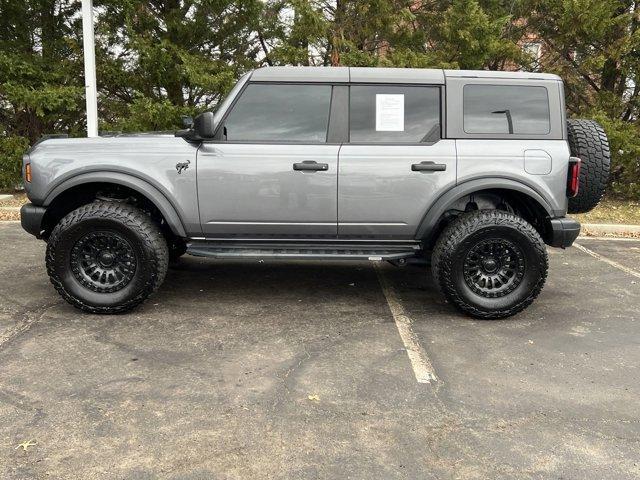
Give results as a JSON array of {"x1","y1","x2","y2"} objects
[
  {"x1": 431, "y1": 210, "x2": 548, "y2": 319},
  {"x1": 567, "y1": 119, "x2": 610, "y2": 214},
  {"x1": 46, "y1": 202, "x2": 168, "y2": 314}
]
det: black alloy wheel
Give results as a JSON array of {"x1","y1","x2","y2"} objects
[
  {"x1": 46, "y1": 201, "x2": 168, "y2": 314},
  {"x1": 70, "y1": 231, "x2": 137, "y2": 293},
  {"x1": 431, "y1": 210, "x2": 548, "y2": 319},
  {"x1": 462, "y1": 238, "x2": 525, "y2": 299}
]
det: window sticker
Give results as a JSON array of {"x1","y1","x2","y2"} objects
[{"x1": 375, "y1": 94, "x2": 404, "y2": 131}]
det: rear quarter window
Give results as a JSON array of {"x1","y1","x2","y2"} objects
[{"x1": 463, "y1": 85, "x2": 550, "y2": 135}]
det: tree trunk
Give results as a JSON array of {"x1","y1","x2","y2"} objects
[
  {"x1": 293, "y1": 6, "x2": 310, "y2": 66},
  {"x1": 600, "y1": 1, "x2": 633, "y2": 93},
  {"x1": 330, "y1": 0, "x2": 345, "y2": 66},
  {"x1": 163, "y1": 0, "x2": 184, "y2": 106},
  {"x1": 39, "y1": 0, "x2": 56, "y2": 62}
]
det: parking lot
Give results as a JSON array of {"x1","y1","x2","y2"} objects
[{"x1": 0, "y1": 222, "x2": 639, "y2": 479}]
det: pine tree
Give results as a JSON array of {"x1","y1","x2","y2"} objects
[
  {"x1": 0, "y1": 0, "x2": 639, "y2": 194},
  {"x1": 0, "y1": 0, "x2": 85, "y2": 187},
  {"x1": 529, "y1": 0, "x2": 640, "y2": 196},
  {"x1": 95, "y1": 0, "x2": 263, "y2": 131}
]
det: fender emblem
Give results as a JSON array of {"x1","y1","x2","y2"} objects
[{"x1": 176, "y1": 160, "x2": 190, "y2": 174}]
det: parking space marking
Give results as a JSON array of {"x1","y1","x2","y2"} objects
[
  {"x1": 574, "y1": 243, "x2": 640, "y2": 279},
  {"x1": 375, "y1": 264, "x2": 438, "y2": 384}
]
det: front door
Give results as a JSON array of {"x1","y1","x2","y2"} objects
[
  {"x1": 197, "y1": 82, "x2": 338, "y2": 238},
  {"x1": 338, "y1": 85, "x2": 457, "y2": 239}
]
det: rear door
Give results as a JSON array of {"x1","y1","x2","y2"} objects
[
  {"x1": 197, "y1": 83, "x2": 340, "y2": 238},
  {"x1": 338, "y1": 85, "x2": 457, "y2": 239}
]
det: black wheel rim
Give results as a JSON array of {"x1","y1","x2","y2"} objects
[
  {"x1": 463, "y1": 238, "x2": 525, "y2": 298},
  {"x1": 70, "y1": 231, "x2": 137, "y2": 293}
]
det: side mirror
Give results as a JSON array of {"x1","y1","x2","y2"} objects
[{"x1": 192, "y1": 112, "x2": 216, "y2": 139}]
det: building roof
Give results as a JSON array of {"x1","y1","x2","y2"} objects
[{"x1": 249, "y1": 66, "x2": 561, "y2": 84}]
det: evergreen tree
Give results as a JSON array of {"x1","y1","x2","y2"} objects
[
  {"x1": 259, "y1": 0, "x2": 528, "y2": 69},
  {"x1": 0, "y1": 0, "x2": 85, "y2": 187},
  {"x1": 95, "y1": 0, "x2": 263, "y2": 131},
  {"x1": 529, "y1": 0, "x2": 640, "y2": 196},
  {"x1": 260, "y1": 0, "x2": 428, "y2": 67},
  {"x1": 0, "y1": 0, "x2": 638, "y2": 195}
]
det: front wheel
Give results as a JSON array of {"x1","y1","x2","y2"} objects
[
  {"x1": 431, "y1": 210, "x2": 548, "y2": 319},
  {"x1": 46, "y1": 202, "x2": 169, "y2": 314}
]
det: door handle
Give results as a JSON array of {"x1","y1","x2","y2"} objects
[
  {"x1": 293, "y1": 161, "x2": 329, "y2": 171},
  {"x1": 411, "y1": 161, "x2": 446, "y2": 172}
]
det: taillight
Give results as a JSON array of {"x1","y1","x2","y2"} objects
[
  {"x1": 25, "y1": 163, "x2": 32, "y2": 183},
  {"x1": 567, "y1": 156, "x2": 581, "y2": 198}
]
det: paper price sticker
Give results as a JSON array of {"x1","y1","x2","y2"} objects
[{"x1": 376, "y1": 94, "x2": 404, "y2": 132}]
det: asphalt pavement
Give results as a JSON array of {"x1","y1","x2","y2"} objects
[{"x1": 0, "y1": 222, "x2": 638, "y2": 479}]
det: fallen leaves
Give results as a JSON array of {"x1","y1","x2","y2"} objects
[
  {"x1": 0, "y1": 209, "x2": 19, "y2": 221},
  {"x1": 15, "y1": 440, "x2": 37, "y2": 451}
]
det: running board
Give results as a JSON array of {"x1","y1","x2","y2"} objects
[{"x1": 186, "y1": 241, "x2": 421, "y2": 261}]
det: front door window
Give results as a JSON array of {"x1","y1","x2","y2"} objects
[{"x1": 222, "y1": 84, "x2": 332, "y2": 143}]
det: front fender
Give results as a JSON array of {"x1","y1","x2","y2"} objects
[{"x1": 43, "y1": 172, "x2": 187, "y2": 238}]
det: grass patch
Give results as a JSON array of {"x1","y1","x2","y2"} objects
[
  {"x1": 0, "y1": 192, "x2": 27, "y2": 208},
  {"x1": 574, "y1": 198, "x2": 640, "y2": 225}
]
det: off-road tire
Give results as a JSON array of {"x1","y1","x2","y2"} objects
[
  {"x1": 567, "y1": 119, "x2": 610, "y2": 214},
  {"x1": 431, "y1": 210, "x2": 548, "y2": 319},
  {"x1": 46, "y1": 202, "x2": 169, "y2": 314}
]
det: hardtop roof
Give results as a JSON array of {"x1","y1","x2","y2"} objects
[{"x1": 249, "y1": 66, "x2": 561, "y2": 84}]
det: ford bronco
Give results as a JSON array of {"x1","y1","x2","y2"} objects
[{"x1": 20, "y1": 67, "x2": 610, "y2": 318}]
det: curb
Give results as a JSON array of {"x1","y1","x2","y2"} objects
[{"x1": 581, "y1": 223, "x2": 640, "y2": 237}]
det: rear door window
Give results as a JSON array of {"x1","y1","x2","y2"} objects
[
  {"x1": 349, "y1": 86, "x2": 440, "y2": 143},
  {"x1": 463, "y1": 85, "x2": 550, "y2": 135},
  {"x1": 222, "y1": 83, "x2": 332, "y2": 142}
]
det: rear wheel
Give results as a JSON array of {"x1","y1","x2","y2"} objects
[
  {"x1": 46, "y1": 202, "x2": 169, "y2": 314},
  {"x1": 431, "y1": 210, "x2": 548, "y2": 319}
]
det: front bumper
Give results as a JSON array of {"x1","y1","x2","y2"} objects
[
  {"x1": 20, "y1": 203, "x2": 46, "y2": 238},
  {"x1": 548, "y1": 217, "x2": 581, "y2": 248}
]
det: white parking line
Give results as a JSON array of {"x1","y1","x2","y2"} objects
[
  {"x1": 375, "y1": 263, "x2": 438, "y2": 384},
  {"x1": 574, "y1": 243, "x2": 640, "y2": 279}
]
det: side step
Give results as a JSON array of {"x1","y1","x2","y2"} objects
[{"x1": 186, "y1": 241, "x2": 421, "y2": 261}]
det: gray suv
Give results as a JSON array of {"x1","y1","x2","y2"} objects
[{"x1": 20, "y1": 67, "x2": 610, "y2": 318}]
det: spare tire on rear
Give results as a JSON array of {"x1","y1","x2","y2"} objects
[{"x1": 566, "y1": 119, "x2": 610, "y2": 214}]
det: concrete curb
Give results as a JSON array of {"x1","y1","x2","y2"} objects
[{"x1": 582, "y1": 223, "x2": 640, "y2": 237}]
